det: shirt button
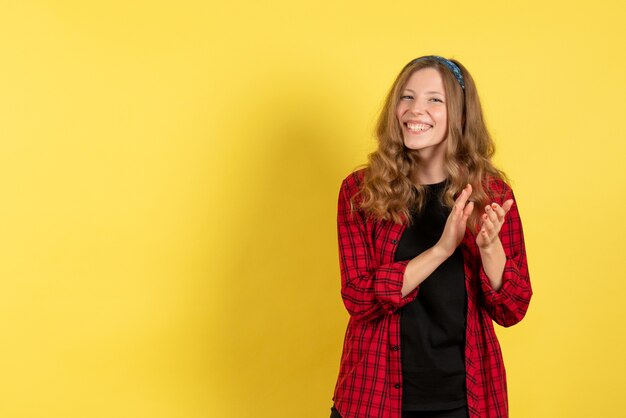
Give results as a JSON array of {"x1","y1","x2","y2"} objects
[
  {"x1": 391, "y1": 345, "x2": 399, "y2": 351},
  {"x1": 394, "y1": 383, "x2": 401, "y2": 389},
  {"x1": 391, "y1": 239, "x2": 397, "y2": 244}
]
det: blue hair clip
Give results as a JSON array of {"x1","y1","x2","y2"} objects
[{"x1": 410, "y1": 56, "x2": 465, "y2": 90}]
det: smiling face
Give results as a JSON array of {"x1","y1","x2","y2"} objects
[{"x1": 396, "y1": 67, "x2": 448, "y2": 160}]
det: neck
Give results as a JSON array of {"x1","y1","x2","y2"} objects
[
  {"x1": 411, "y1": 138, "x2": 448, "y2": 185},
  {"x1": 412, "y1": 156, "x2": 447, "y2": 185},
  {"x1": 415, "y1": 172, "x2": 447, "y2": 185}
]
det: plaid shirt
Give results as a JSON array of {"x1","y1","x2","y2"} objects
[{"x1": 332, "y1": 169, "x2": 532, "y2": 418}]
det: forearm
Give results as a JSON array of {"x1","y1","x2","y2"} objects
[
  {"x1": 401, "y1": 245, "x2": 450, "y2": 297},
  {"x1": 479, "y1": 238, "x2": 506, "y2": 292}
]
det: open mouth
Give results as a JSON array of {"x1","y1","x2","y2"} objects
[{"x1": 405, "y1": 122, "x2": 432, "y2": 135}]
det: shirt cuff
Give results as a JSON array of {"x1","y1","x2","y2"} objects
[
  {"x1": 479, "y1": 257, "x2": 518, "y2": 306},
  {"x1": 373, "y1": 259, "x2": 417, "y2": 313}
]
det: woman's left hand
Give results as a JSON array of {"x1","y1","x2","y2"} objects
[{"x1": 476, "y1": 200, "x2": 515, "y2": 249}]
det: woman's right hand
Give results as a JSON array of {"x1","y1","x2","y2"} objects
[{"x1": 436, "y1": 184, "x2": 474, "y2": 257}]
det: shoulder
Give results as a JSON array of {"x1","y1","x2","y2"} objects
[
  {"x1": 340, "y1": 167, "x2": 367, "y2": 196},
  {"x1": 483, "y1": 175, "x2": 514, "y2": 202}
]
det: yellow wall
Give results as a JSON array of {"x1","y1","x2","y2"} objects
[{"x1": 1, "y1": 1, "x2": 624, "y2": 417}]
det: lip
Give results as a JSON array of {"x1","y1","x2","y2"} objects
[
  {"x1": 404, "y1": 120, "x2": 433, "y2": 126},
  {"x1": 405, "y1": 126, "x2": 432, "y2": 135},
  {"x1": 404, "y1": 121, "x2": 433, "y2": 135}
]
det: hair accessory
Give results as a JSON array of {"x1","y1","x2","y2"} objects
[{"x1": 410, "y1": 56, "x2": 465, "y2": 90}]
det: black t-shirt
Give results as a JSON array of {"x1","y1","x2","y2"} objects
[{"x1": 394, "y1": 179, "x2": 468, "y2": 411}]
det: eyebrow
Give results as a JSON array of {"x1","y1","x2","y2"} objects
[{"x1": 403, "y1": 88, "x2": 444, "y2": 95}]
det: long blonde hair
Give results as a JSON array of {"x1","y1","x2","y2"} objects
[{"x1": 352, "y1": 56, "x2": 508, "y2": 234}]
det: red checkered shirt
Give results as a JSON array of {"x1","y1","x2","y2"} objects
[{"x1": 332, "y1": 169, "x2": 532, "y2": 418}]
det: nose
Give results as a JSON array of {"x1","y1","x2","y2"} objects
[{"x1": 409, "y1": 99, "x2": 426, "y2": 114}]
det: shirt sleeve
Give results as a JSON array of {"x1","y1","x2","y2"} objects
[
  {"x1": 478, "y1": 184, "x2": 533, "y2": 327},
  {"x1": 337, "y1": 176, "x2": 418, "y2": 323}
]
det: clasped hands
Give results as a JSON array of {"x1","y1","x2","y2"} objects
[{"x1": 436, "y1": 184, "x2": 514, "y2": 256}]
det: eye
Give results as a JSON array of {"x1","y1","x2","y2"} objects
[
  {"x1": 429, "y1": 97, "x2": 444, "y2": 103},
  {"x1": 400, "y1": 95, "x2": 413, "y2": 100}
]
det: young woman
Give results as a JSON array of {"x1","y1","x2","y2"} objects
[{"x1": 329, "y1": 56, "x2": 532, "y2": 418}]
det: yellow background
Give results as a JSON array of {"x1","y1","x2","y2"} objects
[{"x1": 1, "y1": 1, "x2": 624, "y2": 417}]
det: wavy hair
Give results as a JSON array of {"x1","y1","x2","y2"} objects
[{"x1": 352, "y1": 56, "x2": 508, "y2": 234}]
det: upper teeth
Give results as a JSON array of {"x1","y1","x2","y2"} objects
[{"x1": 407, "y1": 123, "x2": 431, "y2": 131}]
